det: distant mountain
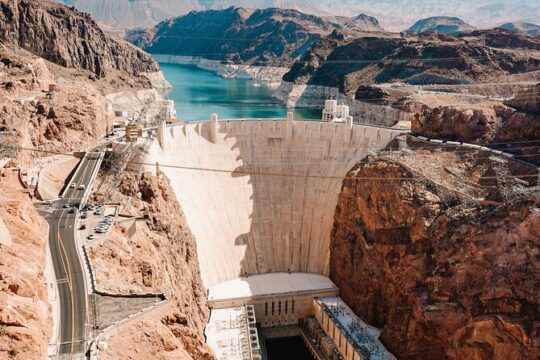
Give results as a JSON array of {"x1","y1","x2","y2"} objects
[
  {"x1": 500, "y1": 22, "x2": 540, "y2": 36},
  {"x1": 56, "y1": 0, "x2": 329, "y2": 29},
  {"x1": 129, "y1": 7, "x2": 383, "y2": 66},
  {"x1": 406, "y1": 16, "x2": 475, "y2": 35},
  {"x1": 56, "y1": 0, "x2": 540, "y2": 32}
]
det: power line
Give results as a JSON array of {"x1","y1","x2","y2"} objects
[{"x1": 16, "y1": 146, "x2": 540, "y2": 182}]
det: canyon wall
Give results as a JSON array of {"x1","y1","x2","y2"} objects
[
  {"x1": 0, "y1": 0, "x2": 159, "y2": 78},
  {"x1": 330, "y1": 136, "x2": 540, "y2": 360},
  {"x1": 146, "y1": 119, "x2": 405, "y2": 287},
  {"x1": 410, "y1": 84, "x2": 540, "y2": 164},
  {"x1": 0, "y1": 173, "x2": 51, "y2": 359}
]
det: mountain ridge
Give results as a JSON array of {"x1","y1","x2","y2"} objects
[
  {"x1": 406, "y1": 16, "x2": 476, "y2": 35},
  {"x1": 128, "y1": 7, "x2": 383, "y2": 66},
  {"x1": 56, "y1": 0, "x2": 540, "y2": 32}
]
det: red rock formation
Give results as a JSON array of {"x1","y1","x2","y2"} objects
[{"x1": 330, "y1": 138, "x2": 540, "y2": 360}]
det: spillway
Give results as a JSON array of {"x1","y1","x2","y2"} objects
[{"x1": 146, "y1": 116, "x2": 403, "y2": 287}]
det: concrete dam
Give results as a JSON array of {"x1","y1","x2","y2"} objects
[
  {"x1": 146, "y1": 115, "x2": 403, "y2": 359},
  {"x1": 147, "y1": 115, "x2": 404, "y2": 287}
]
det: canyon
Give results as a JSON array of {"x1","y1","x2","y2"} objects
[{"x1": 0, "y1": 1, "x2": 539, "y2": 359}]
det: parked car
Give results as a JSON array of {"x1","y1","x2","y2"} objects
[
  {"x1": 87, "y1": 234, "x2": 95, "y2": 240},
  {"x1": 80, "y1": 224, "x2": 86, "y2": 230},
  {"x1": 81, "y1": 213, "x2": 88, "y2": 219}
]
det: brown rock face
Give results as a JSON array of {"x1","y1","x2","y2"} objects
[
  {"x1": 90, "y1": 171, "x2": 214, "y2": 360},
  {"x1": 329, "y1": 138, "x2": 540, "y2": 360},
  {"x1": 0, "y1": 172, "x2": 51, "y2": 359},
  {"x1": 284, "y1": 29, "x2": 540, "y2": 95},
  {"x1": 0, "y1": 46, "x2": 113, "y2": 157},
  {"x1": 505, "y1": 83, "x2": 540, "y2": 115},
  {"x1": 0, "y1": 0, "x2": 159, "y2": 78},
  {"x1": 411, "y1": 95, "x2": 540, "y2": 165}
]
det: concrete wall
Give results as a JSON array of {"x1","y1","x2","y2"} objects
[{"x1": 146, "y1": 119, "x2": 405, "y2": 287}]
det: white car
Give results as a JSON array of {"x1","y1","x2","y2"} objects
[
  {"x1": 78, "y1": 184, "x2": 86, "y2": 190},
  {"x1": 70, "y1": 183, "x2": 76, "y2": 188}
]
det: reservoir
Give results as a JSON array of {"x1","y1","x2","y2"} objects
[{"x1": 159, "y1": 62, "x2": 321, "y2": 121}]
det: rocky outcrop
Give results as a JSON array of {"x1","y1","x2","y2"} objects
[
  {"x1": 406, "y1": 16, "x2": 476, "y2": 35},
  {"x1": 90, "y1": 171, "x2": 213, "y2": 360},
  {"x1": 283, "y1": 29, "x2": 540, "y2": 94},
  {"x1": 410, "y1": 91, "x2": 540, "y2": 164},
  {"x1": 0, "y1": 173, "x2": 51, "y2": 359},
  {"x1": 0, "y1": 46, "x2": 113, "y2": 157},
  {"x1": 330, "y1": 136, "x2": 540, "y2": 360},
  {"x1": 128, "y1": 7, "x2": 382, "y2": 67},
  {"x1": 505, "y1": 82, "x2": 540, "y2": 115},
  {"x1": 0, "y1": 0, "x2": 159, "y2": 78}
]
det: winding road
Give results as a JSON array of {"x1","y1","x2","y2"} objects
[{"x1": 46, "y1": 152, "x2": 103, "y2": 357}]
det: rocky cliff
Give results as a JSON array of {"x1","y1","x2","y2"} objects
[
  {"x1": 90, "y1": 171, "x2": 213, "y2": 360},
  {"x1": 0, "y1": 46, "x2": 113, "y2": 156},
  {"x1": 283, "y1": 29, "x2": 540, "y2": 94},
  {"x1": 330, "y1": 136, "x2": 540, "y2": 360},
  {"x1": 409, "y1": 85, "x2": 540, "y2": 164},
  {"x1": 128, "y1": 7, "x2": 382, "y2": 67},
  {"x1": 0, "y1": 173, "x2": 51, "y2": 359},
  {"x1": 0, "y1": 0, "x2": 159, "y2": 79}
]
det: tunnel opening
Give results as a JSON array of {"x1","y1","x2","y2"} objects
[{"x1": 266, "y1": 336, "x2": 313, "y2": 360}]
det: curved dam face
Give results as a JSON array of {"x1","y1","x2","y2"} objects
[{"x1": 147, "y1": 118, "x2": 404, "y2": 287}]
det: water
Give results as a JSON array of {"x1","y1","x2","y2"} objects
[{"x1": 159, "y1": 62, "x2": 321, "y2": 122}]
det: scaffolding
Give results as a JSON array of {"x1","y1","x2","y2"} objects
[{"x1": 98, "y1": 98, "x2": 167, "y2": 205}]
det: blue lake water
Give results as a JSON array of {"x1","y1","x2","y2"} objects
[{"x1": 159, "y1": 62, "x2": 321, "y2": 122}]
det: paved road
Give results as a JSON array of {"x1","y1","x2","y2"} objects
[{"x1": 47, "y1": 152, "x2": 102, "y2": 357}]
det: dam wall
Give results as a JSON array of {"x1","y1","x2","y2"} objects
[{"x1": 146, "y1": 118, "x2": 405, "y2": 287}]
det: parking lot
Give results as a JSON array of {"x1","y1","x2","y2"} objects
[{"x1": 77, "y1": 205, "x2": 118, "y2": 243}]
